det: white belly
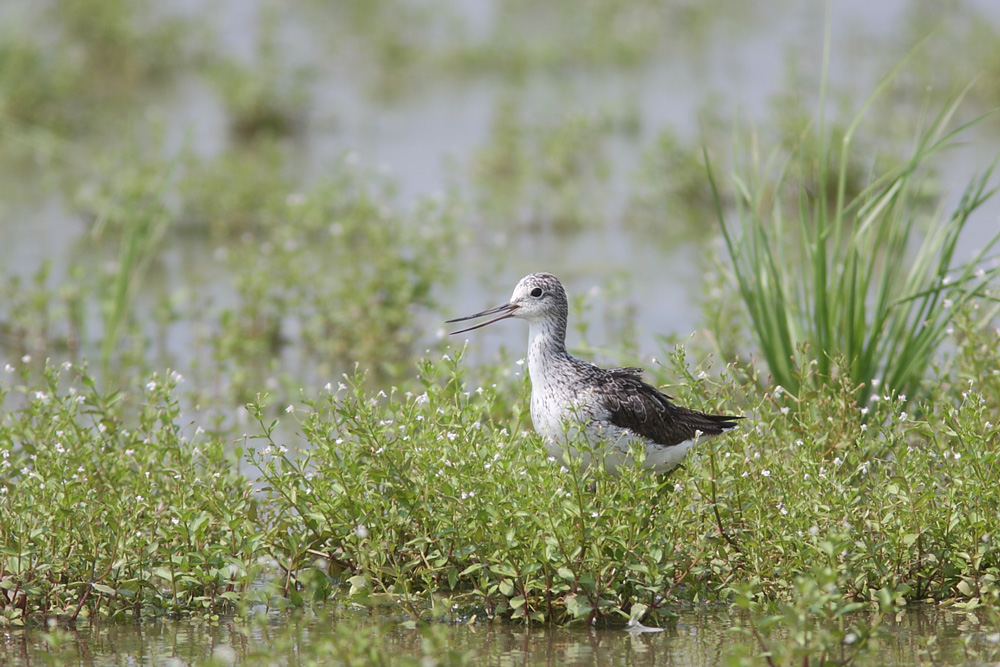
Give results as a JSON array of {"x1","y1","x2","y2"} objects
[{"x1": 530, "y1": 386, "x2": 695, "y2": 475}]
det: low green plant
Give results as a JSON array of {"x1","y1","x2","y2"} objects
[
  {"x1": 245, "y1": 317, "x2": 1000, "y2": 625},
  {"x1": 249, "y1": 348, "x2": 696, "y2": 626},
  {"x1": 204, "y1": 160, "x2": 459, "y2": 405},
  {"x1": 0, "y1": 262, "x2": 85, "y2": 361},
  {"x1": 727, "y1": 564, "x2": 904, "y2": 667},
  {"x1": 0, "y1": 362, "x2": 261, "y2": 625}
]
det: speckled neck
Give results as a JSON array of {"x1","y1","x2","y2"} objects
[{"x1": 526, "y1": 309, "x2": 570, "y2": 383}]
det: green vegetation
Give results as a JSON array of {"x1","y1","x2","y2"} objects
[
  {"x1": 2, "y1": 1, "x2": 1000, "y2": 665},
  {"x1": 468, "y1": 99, "x2": 630, "y2": 231},
  {"x1": 712, "y1": 78, "x2": 1000, "y2": 408},
  {"x1": 4, "y1": 321, "x2": 999, "y2": 634}
]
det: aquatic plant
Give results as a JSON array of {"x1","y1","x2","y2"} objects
[{"x1": 710, "y1": 56, "x2": 1000, "y2": 407}]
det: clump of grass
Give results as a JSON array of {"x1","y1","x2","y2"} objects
[
  {"x1": 0, "y1": 262, "x2": 84, "y2": 361},
  {"x1": 468, "y1": 100, "x2": 618, "y2": 232},
  {"x1": 624, "y1": 125, "x2": 729, "y2": 241},
  {"x1": 0, "y1": 1, "x2": 198, "y2": 137},
  {"x1": 208, "y1": 12, "x2": 312, "y2": 144},
  {"x1": 202, "y1": 158, "x2": 459, "y2": 405},
  {"x1": 179, "y1": 139, "x2": 293, "y2": 238},
  {"x1": 710, "y1": 62, "x2": 1000, "y2": 406}
]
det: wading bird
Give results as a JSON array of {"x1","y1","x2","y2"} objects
[{"x1": 447, "y1": 273, "x2": 740, "y2": 474}]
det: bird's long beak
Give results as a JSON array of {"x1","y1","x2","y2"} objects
[{"x1": 446, "y1": 303, "x2": 520, "y2": 335}]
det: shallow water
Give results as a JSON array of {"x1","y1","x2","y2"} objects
[
  {"x1": 2, "y1": 604, "x2": 996, "y2": 666},
  {"x1": 3, "y1": 0, "x2": 1000, "y2": 368}
]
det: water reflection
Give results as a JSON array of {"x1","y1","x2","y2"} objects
[{"x1": 3, "y1": 604, "x2": 997, "y2": 666}]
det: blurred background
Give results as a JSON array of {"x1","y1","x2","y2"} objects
[{"x1": 1, "y1": 0, "x2": 999, "y2": 416}]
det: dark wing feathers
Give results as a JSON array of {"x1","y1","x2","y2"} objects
[
  {"x1": 594, "y1": 368, "x2": 741, "y2": 448},
  {"x1": 607, "y1": 366, "x2": 645, "y2": 378}
]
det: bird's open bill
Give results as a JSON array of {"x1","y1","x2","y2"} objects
[{"x1": 446, "y1": 303, "x2": 520, "y2": 335}]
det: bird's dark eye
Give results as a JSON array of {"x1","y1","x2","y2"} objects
[{"x1": 530, "y1": 287, "x2": 543, "y2": 298}]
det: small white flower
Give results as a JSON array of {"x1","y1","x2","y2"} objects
[
  {"x1": 171, "y1": 517, "x2": 180, "y2": 525},
  {"x1": 860, "y1": 407, "x2": 869, "y2": 415},
  {"x1": 860, "y1": 424, "x2": 868, "y2": 432},
  {"x1": 780, "y1": 407, "x2": 789, "y2": 415},
  {"x1": 355, "y1": 524, "x2": 369, "y2": 539},
  {"x1": 516, "y1": 358, "x2": 525, "y2": 366},
  {"x1": 21, "y1": 355, "x2": 31, "y2": 363},
  {"x1": 761, "y1": 469, "x2": 771, "y2": 477},
  {"x1": 136, "y1": 495, "x2": 144, "y2": 502},
  {"x1": 146, "y1": 381, "x2": 157, "y2": 392},
  {"x1": 899, "y1": 412, "x2": 908, "y2": 422},
  {"x1": 285, "y1": 405, "x2": 294, "y2": 414},
  {"x1": 809, "y1": 525, "x2": 819, "y2": 537}
]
